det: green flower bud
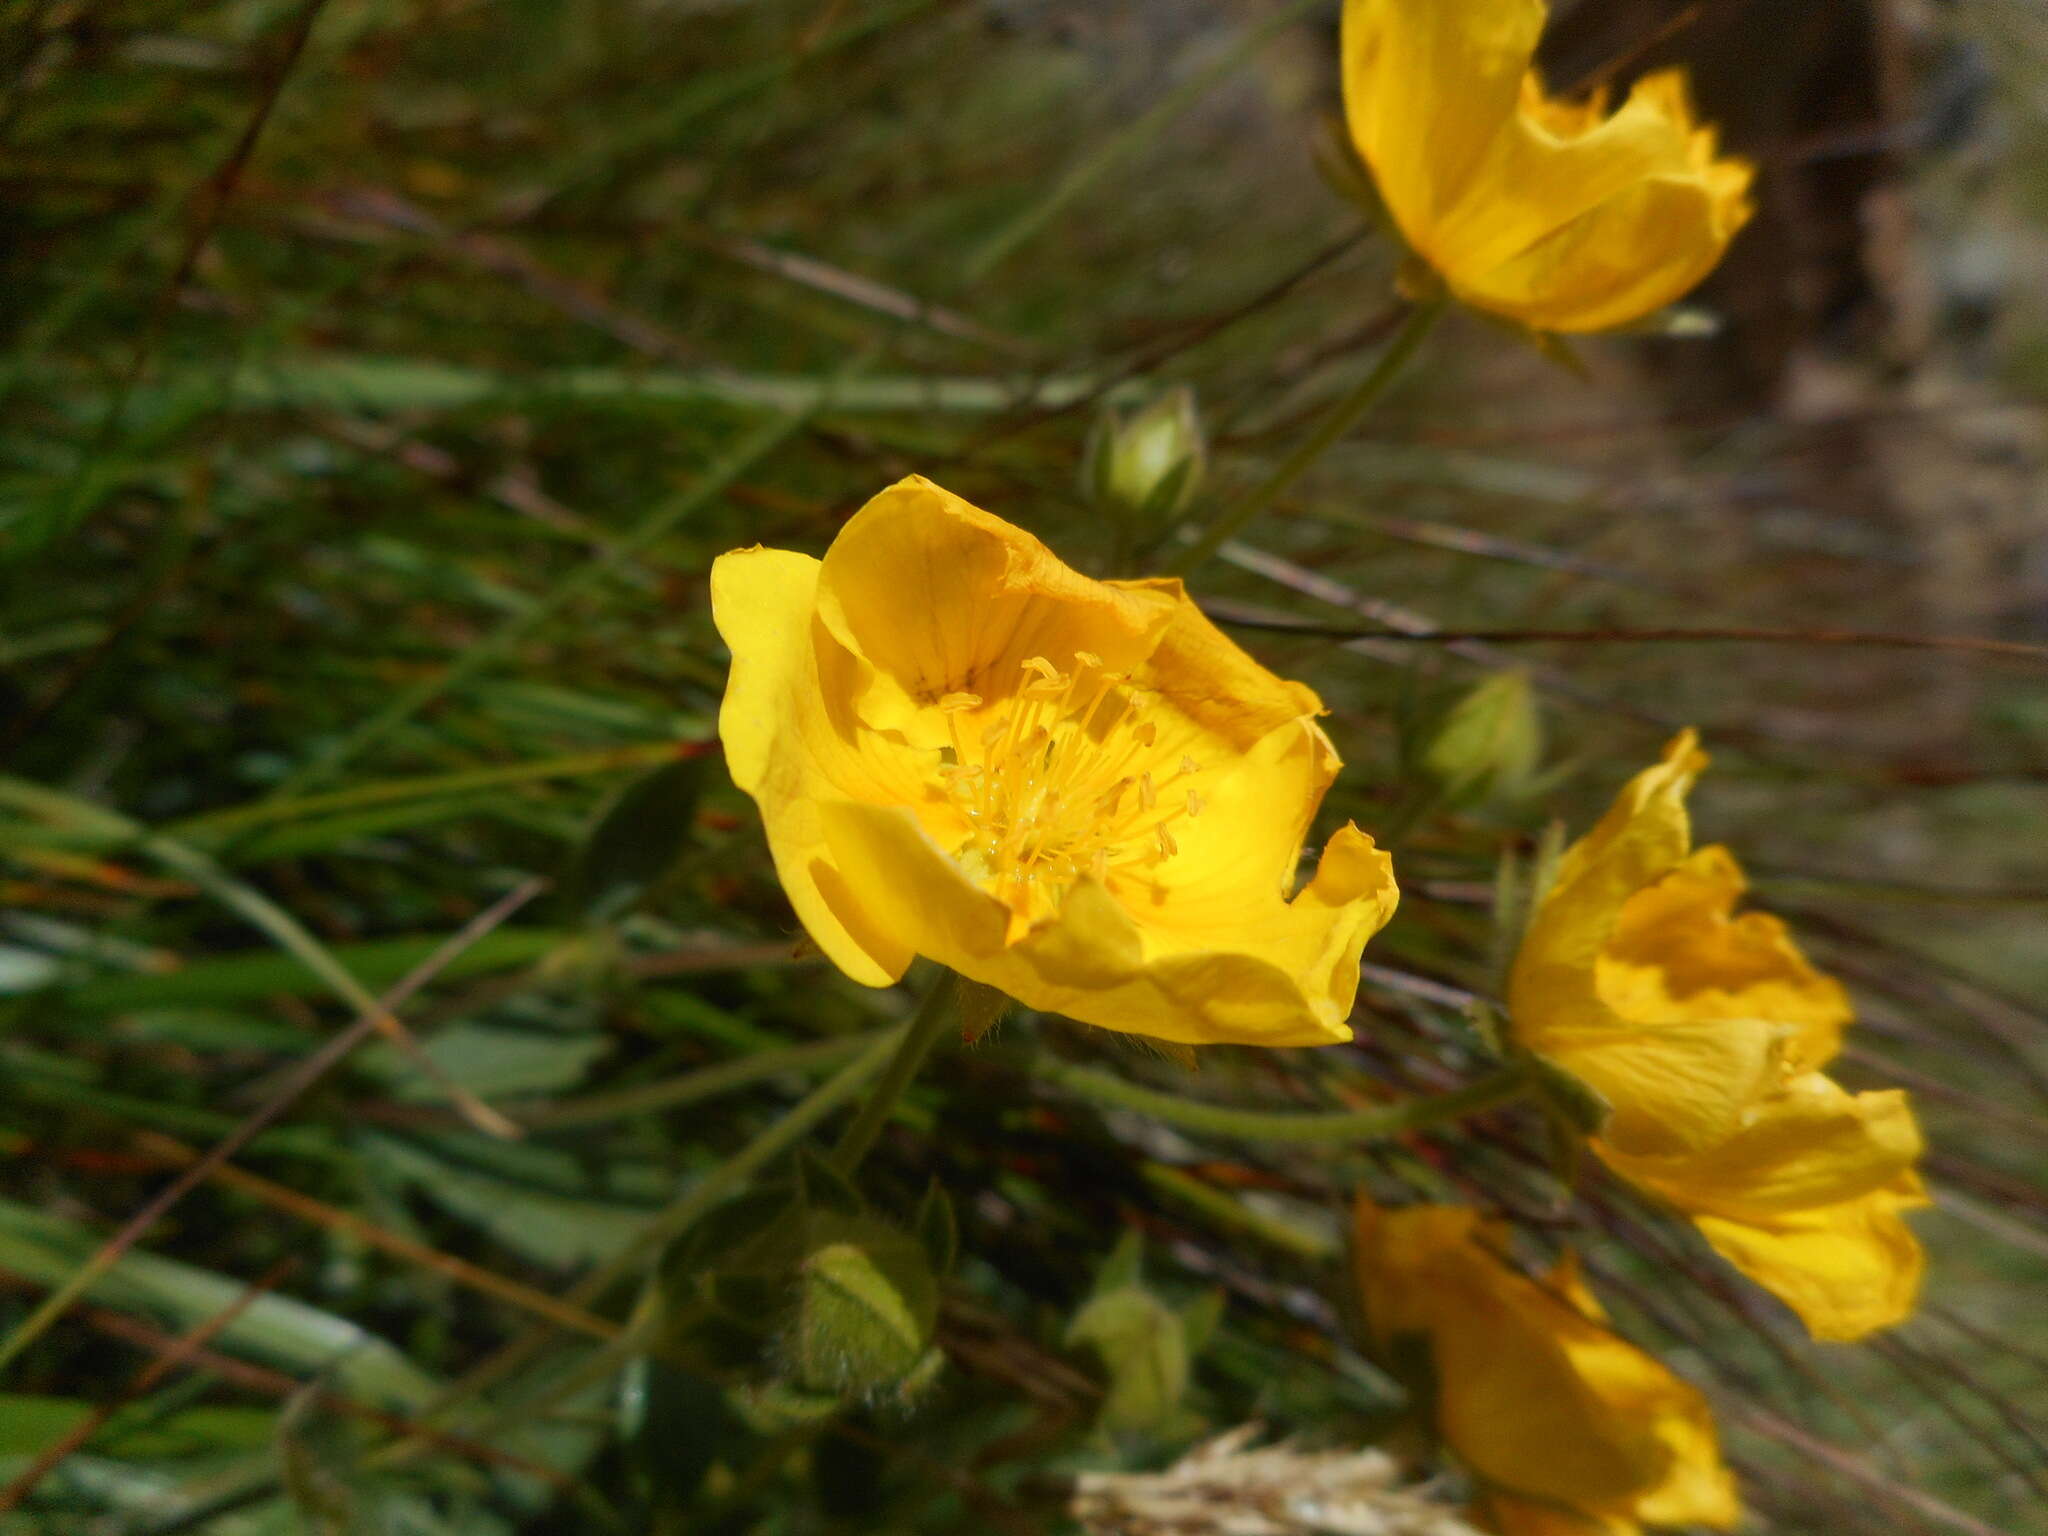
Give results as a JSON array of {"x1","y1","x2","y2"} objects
[
  {"x1": 790, "y1": 1225, "x2": 938, "y2": 1397},
  {"x1": 1411, "y1": 669, "x2": 1542, "y2": 811},
  {"x1": 1083, "y1": 387, "x2": 1206, "y2": 524},
  {"x1": 653, "y1": 1178, "x2": 942, "y2": 1405}
]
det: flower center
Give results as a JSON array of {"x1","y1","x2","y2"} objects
[{"x1": 933, "y1": 653, "x2": 1203, "y2": 919}]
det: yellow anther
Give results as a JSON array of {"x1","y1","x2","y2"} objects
[
  {"x1": 1186, "y1": 790, "x2": 1204, "y2": 818},
  {"x1": 1180, "y1": 756, "x2": 1199, "y2": 777},
  {"x1": 1022, "y1": 656, "x2": 1061, "y2": 683},
  {"x1": 1139, "y1": 773, "x2": 1156, "y2": 810},
  {"x1": 1133, "y1": 721, "x2": 1158, "y2": 748},
  {"x1": 939, "y1": 691, "x2": 983, "y2": 712},
  {"x1": 1157, "y1": 826, "x2": 1178, "y2": 858}
]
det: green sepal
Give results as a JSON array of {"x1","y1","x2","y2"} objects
[
  {"x1": 914, "y1": 1178, "x2": 958, "y2": 1274},
  {"x1": 794, "y1": 1146, "x2": 867, "y2": 1219},
  {"x1": 1067, "y1": 1285, "x2": 1189, "y2": 1434}
]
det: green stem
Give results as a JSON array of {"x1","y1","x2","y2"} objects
[
  {"x1": 512, "y1": 1031, "x2": 886, "y2": 1131},
  {"x1": 830, "y1": 971, "x2": 961, "y2": 1173},
  {"x1": 1037, "y1": 1057, "x2": 1527, "y2": 1144},
  {"x1": 1170, "y1": 295, "x2": 1445, "y2": 575}
]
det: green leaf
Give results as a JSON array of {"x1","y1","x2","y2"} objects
[
  {"x1": 360, "y1": 1022, "x2": 609, "y2": 1102},
  {"x1": 0, "y1": 1395, "x2": 274, "y2": 1458},
  {"x1": 357, "y1": 1132, "x2": 656, "y2": 1269},
  {"x1": 57, "y1": 929, "x2": 564, "y2": 1012},
  {"x1": 0, "y1": 1198, "x2": 441, "y2": 1411},
  {"x1": 568, "y1": 756, "x2": 707, "y2": 920}
]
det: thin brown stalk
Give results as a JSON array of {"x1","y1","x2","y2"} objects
[
  {"x1": 129, "y1": 1131, "x2": 621, "y2": 1342},
  {"x1": 1208, "y1": 609, "x2": 2048, "y2": 666}
]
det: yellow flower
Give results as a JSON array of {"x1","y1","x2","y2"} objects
[
  {"x1": 711, "y1": 475, "x2": 1398, "y2": 1047},
  {"x1": 1340, "y1": 0, "x2": 1755, "y2": 333},
  {"x1": 1354, "y1": 1198, "x2": 1740, "y2": 1535},
  {"x1": 1508, "y1": 732, "x2": 1927, "y2": 1340}
]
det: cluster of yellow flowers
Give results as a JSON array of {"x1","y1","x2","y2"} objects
[{"x1": 711, "y1": 1, "x2": 1922, "y2": 1531}]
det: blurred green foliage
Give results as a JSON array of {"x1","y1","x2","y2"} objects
[{"x1": 3, "y1": 1, "x2": 2047, "y2": 1532}]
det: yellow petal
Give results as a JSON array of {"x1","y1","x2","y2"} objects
[
  {"x1": 1340, "y1": 0, "x2": 1543, "y2": 250},
  {"x1": 1692, "y1": 1175, "x2": 1928, "y2": 1342},
  {"x1": 818, "y1": 799, "x2": 1394, "y2": 1046},
  {"x1": 1510, "y1": 732, "x2": 1706, "y2": 1052},
  {"x1": 1597, "y1": 846, "x2": 1850, "y2": 1073},
  {"x1": 1463, "y1": 162, "x2": 1751, "y2": 332},
  {"x1": 711, "y1": 547, "x2": 935, "y2": 986},
  {"x1": 1112, "y1": 577, "x2": 1327, "y2": 750},
  {"x1": 1602, "y1": 1076, "x2": 1928, "y2": 1340},
  {"x1": 813, "y1": 476, "x2": 1178, "y2": 746},
  {"x1": 1355, "y1": 1200, "x2": 1740, "y2": 1528},
  {"x1": 1479, "y1": 1494, "x2": 1638, "y2": 1536},
  {"x1": 1543, "y1": 1014, "x2": 1783, "y2": 1157},
  {"x1": 1605, "y1": 1075, "x2": 1924, "y2": 1219},
  {"x1": 1341, "y1": 0, "x2": 1754, "y2": 334},
  {"x1": 1441, "y1": 72, "x2": 1754, "y2": 330}
]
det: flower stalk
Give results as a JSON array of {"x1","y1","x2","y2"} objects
[
  {"x1": 1170, "y1": 295, "x2": 1445, "y2": 575},
  {"x1": 1036, "y1": 1055, "x2": 1527, "y2": 1144},
  {"x1": 831, "y1": 971, "x2": 964, "y2": 1173}
]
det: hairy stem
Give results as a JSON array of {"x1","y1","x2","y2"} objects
[
  {"x1": 1037, "y1": 1056, "x2": 1527, "y2": 1144},
  {"x1": 831, "y1": 971, "x2": 962, "y2": 1173}
]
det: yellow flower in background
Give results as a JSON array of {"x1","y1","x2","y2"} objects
[
  {"x1": 1340, "y1": 0, "x2": 1755, "y2": 333},
  {"x1": 1354, "y1": 1198, "x2": 1740, "y2": 1535},
  {"x1": 712, "y1": 475, "x2": 1398, "y2": 1047},
  {"x1": 1508, "y1": 732, "x2": 1927, "y2": 1340}
]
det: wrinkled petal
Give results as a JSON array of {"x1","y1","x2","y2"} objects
[
  {"x1": 819, "y1": 799, "x2": 1393, "y2": 1045},
  {"x1": 1546, "y1": 1014, "x2": 1782, "y2": 1158},
  {"x1": 814, "y1": 476, "x2": 1178, "y2": 747},
  {"x1": 1605, "y1": 1076, "x2": 1923, "y2": 1219},
  {"x1": 1604, "y1": 1077, "x2": 1927, "y2": 1340},
  {"x1": 711, "y1": 547, "x2": 933, "y2": 985},
  {"x1": 1692, "y1": 1175, "x2": 1929, "y2": 1342},
  {"x1": 1462, "y1": 165, "x2": 1748, "y2": 332},
  {"x1": 1341, "y1": 0, "x2": 1542, "y2": 244},
  {"x1": 1598, "y1": 846, "x2": 1851, "y2": 1073}
]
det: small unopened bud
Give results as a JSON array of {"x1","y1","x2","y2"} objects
[
  {"x1": 1412, "y1": 670, "x2": 1542, "y2": 811},
  {"x1": 791, "y1": 1224, "x2": 938, "y2": 1398},
  {"x1": 1084, "y1": 387, "x2": 1206, "y2": 524}
]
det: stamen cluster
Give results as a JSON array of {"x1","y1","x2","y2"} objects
[{"x1": 934, "y1": 652, "x2": 1204, "y2": 919}]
